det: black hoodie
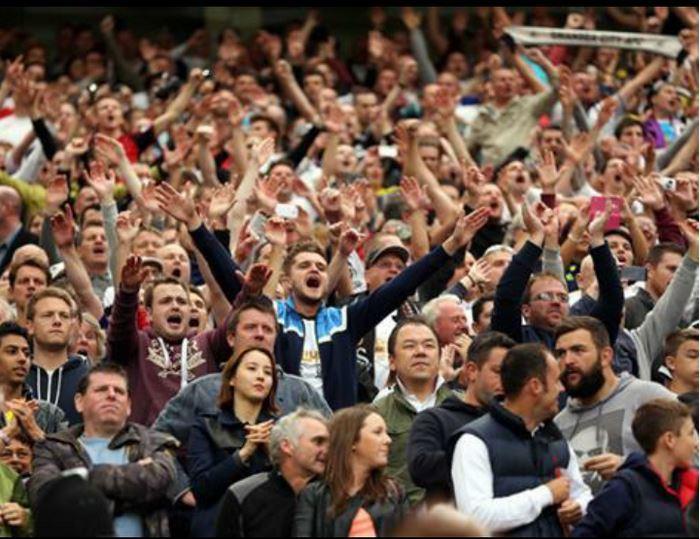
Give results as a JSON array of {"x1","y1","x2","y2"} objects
[{"x1": 407, "y1": 395, "x2": 485, "y2": 502}]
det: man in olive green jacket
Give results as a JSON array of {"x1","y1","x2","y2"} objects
[{"x1": 373, "y1": 317, "x2": 456, "y2": 504}]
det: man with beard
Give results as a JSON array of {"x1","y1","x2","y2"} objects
[
  {"x1": 215, "y1": 409, "x2": 329, "y2": 537},
  {"x1": 554, "y1": 316, "x2": 674, "y2": 494},
  {"x1": 491, "y1": 201, "x2": 623, "y2": 351},
  {"x1": 451, "y1": 343, "x2": 591, "y2": 536},
  {"x1": 408, "y1": 331, "x2": 515, "y2": 503}
]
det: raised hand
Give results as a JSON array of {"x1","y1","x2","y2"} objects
[
  {"x1": 209, "y1": 183, "x2": 238, "y2": 219},
  {"x1": 250, "y1": 137, "x2": 275, "y2": 167},
  {"x1": 588, "y1": 197, "x2": 614, "y2": 245},
  {"x1": 401, "y1": 6, "x2": 422, "y2": 30},
  {"x1": 115, "y1": 211, "x2": 142, "y2": 244},
  {"x1": 338, "y1": 227, "x2": 367, "y2": 257},
  {"x1": 368, "y1": 31, "x2": 384, "y2": 60},
  {"x1": 154, "y1": 182, "x2": 200, "y2": 229},
  {"x1": 522, "y1": 201, "x2": 548, "y2": 243},
  {"x1": 100, "y1": 14, "x2": 115, "y2": 35},
  {"x1": 45, "y1": 174, "x2": 69, "y2": 214},
  {"x1": 84, "y1": 160, "x2": 116, "y2": 203},
  {"x1": 319, "y1": 187, "x2": 342, "y2": 216},
  {"x1": 227, "y1": 96, "x2": 246, "y2": 127},
  {"x1": 121, "y1": 255, "x2": 148, "y2": 292},
  {"x1": 536, "y1": 149, "x2": 559, "y2": 193},
  {"x1": 65, "y1": 136, "x2": 90, "y2": 158},
  {"x1": 460, "y1": 163, "x2": 486, "y2": 199},
  {"x1": 264, "y1": 216, "x2": 287, "y2": 247},
  {"x1": 94, "y1": 133, "x2": 127, "y2": 164},
  {"x1": 49, "y1": 206, "x2": 76, "y2": 250},
  {"x1": 468, "y1": 257, "x2": 494, "y2": 289},
  {"x1": 400, "y1": 176, "x2": 429, "y2": 213},
  {"x1": 595, "y1": 97, "x2": 618, "y2": 129},
  {"x1": 445, "y1": 207, "x2": 491, "y2": 254},
  {"x1": 564, "y1": 132, "x2": 592, "y2": 165},
  {"x1": 439, "y1": 344, "x2": 459, "y2": 382},
  {"x1": 632, "y1": 174, "x2": 665, "y2": 211},
  {"x1": 236, "y1": 263, "x2": 273, "y2": 296},
  {"x1": 274, "y1": 59, "x2": 294, "y2": 82},
  {"x1": 678, "y1": 219, "x2": 699, "y2": 261},
  {"x1": 323, "y1": 104, "x2": 345, "y2": 134}
]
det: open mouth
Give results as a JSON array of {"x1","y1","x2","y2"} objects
[
  {"x1": 167, "y1": 314, "x2": 183, "y2": 327},
  {"x1": 171, "y1": 267, "x2": 182, "y2": 279},
  {"x1": 613, "y1": 173, "x2": 623, "y2": 183},
  {"x1": 306, "y1": 275, "x2": 321, "y2": 289},
  {"x1": 189, "y1": 317, "x2": 200, "y2": 328},
  {"x1": 515, "y1": 175, "x2": 525, "y2": 184},
  {"x1": 93, "y1": 246, "x2": 106, "y2": 255}
]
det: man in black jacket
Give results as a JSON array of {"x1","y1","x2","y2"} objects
[
  {"x1": 216, "y1": 408, "x2": 329, "y2": 537},
  {"x1": 491, "y1": 201, "x2": 623, "y2": 350},
  {"x1": 407, "y1": 331, "x2": 515, "y2": 503}
]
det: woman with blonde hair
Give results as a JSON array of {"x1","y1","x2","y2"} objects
[{"x1": 294, "y1": 404, "x2": 408, "y2": 537}]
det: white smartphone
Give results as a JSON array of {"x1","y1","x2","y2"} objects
[{"x1": 275, "y1": 203, "x2": 299, "y2": 220}]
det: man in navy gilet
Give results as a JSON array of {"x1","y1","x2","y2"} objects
[{"x1": 451, "y1": 343, "x2": 592, "y2": 536}]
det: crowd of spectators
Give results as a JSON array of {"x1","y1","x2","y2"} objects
[{"x1": 0, "y1": 5, "x2": 696, "y2": 537}]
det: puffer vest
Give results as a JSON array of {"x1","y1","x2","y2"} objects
[{"x1": 458, "y1": 401, "x2": 570, "y2": 537}]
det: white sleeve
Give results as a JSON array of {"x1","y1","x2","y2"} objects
[
  {"x1": 565, "y1": 443, "x2": 593, "y2": 513},
  {"x1": 451, "y1": 434, "x2": 554, "y2": 534}
]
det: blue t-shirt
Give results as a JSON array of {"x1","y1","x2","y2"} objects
[{"x1": 79, "y1": 436, "x2": 144, "y2": 538}]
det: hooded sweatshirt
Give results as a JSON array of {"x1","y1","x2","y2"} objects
[
  {"x1": 572, "y1": 452, "x2": 698, "y2": 537},
  {"x1": 555, "y1": 372, "x2": 674, "y2": 493},
  {"x1": 27, "y1": 355, "x2": 90, "y2": 426}
]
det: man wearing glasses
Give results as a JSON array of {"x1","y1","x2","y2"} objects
[{"x1": 491, "y1": 202, "x2": 623, "y2": 350}]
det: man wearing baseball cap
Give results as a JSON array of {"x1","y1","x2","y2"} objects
[{"x1": 348, "y1": 233, "x2": 419, "y2": 401}]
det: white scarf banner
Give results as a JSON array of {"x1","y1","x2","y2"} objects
[{"x1": 505, "y1": 26, "x2": 683, "y2": 59}]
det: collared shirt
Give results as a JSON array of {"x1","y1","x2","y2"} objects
[
  {"x1": 395, "y1": 376, "x2": 446, "y2": 413},
  {"x1": 0, "y1": 223, "x2": 21, "y2": 270}
]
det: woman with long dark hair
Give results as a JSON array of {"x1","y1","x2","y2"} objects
[
  {"x1": 187, "y1": 347, "x2": 278, "y2": 537},
  {"x1": 294, "y1": 404, "x2": 408, "y2": 537}
]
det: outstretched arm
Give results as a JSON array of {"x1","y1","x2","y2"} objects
[
  {"x1": 153, "y1": 69, "x2": 205, "y2": 135},
  {"x1": 348, "y1": 209, "x2": 490, "y2": 341},
  {"x1": 587, "y1": 201, "x2": 624, "y2": 345},
  {"x1": 50, "y1": 207, "x2": 104, "y2": 320}
]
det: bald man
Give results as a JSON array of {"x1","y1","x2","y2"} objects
[{"x1": 0, "y1": 186, "x2": 38, "y2": 275}]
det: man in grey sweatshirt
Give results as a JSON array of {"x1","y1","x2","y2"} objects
[{"x1": 552, "y1": 316, "x2": 674, "y2": 494}]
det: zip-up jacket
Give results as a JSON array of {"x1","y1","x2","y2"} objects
[
  {"x1": 27, "y1": 355, "x2": 90, "y2": 426},
  {"x1": 188, "y1": 223, "x2": 453, "y2": 410},
  {"x1": 572, "y1": 452, "x2": 698, "y2": 537},
  {"x1": 407, "y1": 395, "x2": 486, "y2": 502}
]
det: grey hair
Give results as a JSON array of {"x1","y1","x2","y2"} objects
[
  {"x1": 421, "y1": 294, "x2": 462, "y2": 327},
  {"x1": 268, "y1": 408, "x2": 327, "y2": 467}
]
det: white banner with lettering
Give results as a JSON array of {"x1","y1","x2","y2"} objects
[{"x1": 505, "y1": 26, "x2": 683, "y2": 59}]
